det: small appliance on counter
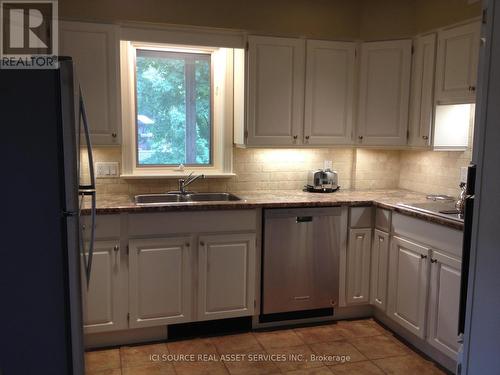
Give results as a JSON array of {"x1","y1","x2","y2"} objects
[{"x1": 304, "y1": 169, "x2": 339, "y2": 193}]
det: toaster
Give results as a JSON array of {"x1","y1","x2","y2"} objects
[{"x1": 305, "y1": 169, "x2": 339, "y2": 193}]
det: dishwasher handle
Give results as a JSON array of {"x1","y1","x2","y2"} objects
[{"x1": 296, "y1": 216, "x2": 313, "y2": 223}]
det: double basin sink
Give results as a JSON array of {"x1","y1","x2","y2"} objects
[{"x1": 135, "y1": 192, "x2": 242, "y2": 206}]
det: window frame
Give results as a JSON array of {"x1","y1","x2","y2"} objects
[
  {"x1": 120, "y1": 40, "x2": 235, "y2": 178},
  {"x1": 134, "y1": 48, "x2": 214, "y2": 168}
]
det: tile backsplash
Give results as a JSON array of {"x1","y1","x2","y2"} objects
[{"x1": 84, "y1": 146, "x2": 470, "y2": 197}]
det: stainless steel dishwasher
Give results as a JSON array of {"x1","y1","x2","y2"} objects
[{"x1": 262, "y1": 207, "x2": 343, "y2": 320}]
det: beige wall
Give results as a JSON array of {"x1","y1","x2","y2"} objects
[
  {"x1": 415, "y1": 0, "x2": 482, "y2": 34},
  {"x1": 359, "y1": 0, "x2": 416, "y2": 40},
  {"x1": 59, "y1": 0, "x2": 361, "y2": 40}
]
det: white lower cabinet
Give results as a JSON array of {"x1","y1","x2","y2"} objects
[
  {"x1": 128, "y1": 237, "x2": 193, "y2": 328},
  {"x1": 370, "y1": 229, "x2": 390, "y2": 311},
  {"x1": 82, "y1": 240, "x2": 126, "y2": 334},
  {"x1": 427, "y1": 250, "x2": 462, "y2": 358},
  {"x1": 387, "y1": 236, "x2": 430, "y2": 339},
  {"x1": 197, "y1": 234, "x2": 256, "y2": 320},
  {"x1": 346, "y1": 228, "x2": 372, "y2": 304}
]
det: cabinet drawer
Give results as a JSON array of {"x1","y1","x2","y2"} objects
[
  {"x1": 81, "y1": 214, "x2": 120, "y2": 240},
  {"x1": 392, "y1": 213, "x2": 462, "y2": 258},
  {"x1": 375, "y1": 208, "x2": 391, "y2": 232},
  {"x1": 350, "y1": 207, "x2": 373, "y2": 228}
]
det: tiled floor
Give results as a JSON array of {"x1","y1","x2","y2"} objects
[{"x1": 85, "y1": 319, "x2": 447, "y2": 375}]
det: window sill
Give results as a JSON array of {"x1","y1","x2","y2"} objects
[{"x1": 120, "y1": 172, "x2": 236, "y2": 179}]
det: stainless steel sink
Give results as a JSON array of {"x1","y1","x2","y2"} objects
[
  {"x1": 135, "y1": 194, "x2": 189, "y2": 205},
  {"x1": 134, "y1": 192, "x2": 241, "y2": 205},
  {"x1": 186, "y1": 193, "x2": 241, "y2": 202}
]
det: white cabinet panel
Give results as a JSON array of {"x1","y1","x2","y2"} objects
[
  {"x1": 370, "y1": 229, "x2": 389, "y2": 311},
  {"x1": 428, "y1": 251, "x2": 461, "y2": 358},
  {"x1": 409, "y1": 34, "x2": 437, "y2": 147},
  {"x1": 346, "y1": 228, "x2": 372, "y2": 305},
  {"x1": 198, "y1": 234, "x2": 256, "y2": 320},
  {"x1": 82, "y1": 240, "x2": 125, "y2": 333},
  {"x1": 388, "y1": 236, "x2": 430, "y2": 338},
  {"x1": 304, "y1": 40, "x2": 356, "y2": 145},
  {"x1": 60, "y1": 21, "x2": 120, "y2": 145},
  {"x1": 247, "y1": 36, "x2": 305, "y2": 146},
  {"x1": 435, "y1": 22, "x2": 480, "y2": 102},
  {"x1": 357, "y1": 40, "x2": 412, "y2": 146},
  {"x1": 128, "y1": 237, "x2": 192, "y2": 328}
]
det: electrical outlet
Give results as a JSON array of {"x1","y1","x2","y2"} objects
[
  {"x1": 460, "y1": 167, "x2": 468, "y2": 184},
  {"x1": 95, "y1": 162, "x2": 120, "y2": 178},
  {"x1": 323, "y1": 160, "x2": 333, "y2": 170}
]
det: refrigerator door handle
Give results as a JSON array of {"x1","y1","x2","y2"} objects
[{"x1": 78, "y1": 85, "x2": 96, "y2": 191}]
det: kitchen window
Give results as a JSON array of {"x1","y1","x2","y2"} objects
[{"x1": 120, "y1": 41, "x2": 242, "y2": 177}]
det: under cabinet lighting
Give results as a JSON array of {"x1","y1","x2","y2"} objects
[{"x1": 433, "y1": 103, "x2": 474, "y2": 150}]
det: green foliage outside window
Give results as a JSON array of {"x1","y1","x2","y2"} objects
[{"x1": 136, "y1": 49, "x2": 211, "y2": 166}]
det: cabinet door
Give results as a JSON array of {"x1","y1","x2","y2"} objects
[
  {"x1": 304, "y1": 40, "x2": 356, "y2": 145},
  {"x1": 428, "y1": 251, "x2": 462, "y2": 358},
  {"x1": 82, "y1": 240, "x2": 125, "y2": 333},
  {"x1": 60, "y1": 21, "x2": 120, "y2": 145},
  {"x1": 409, "y1": 34, "x2": 436, "y2": 148},
  {"x1": 435, "y1": 22, "x2": 480, "y2": 102},
  {"x1": 387, "y1": 236, "x2": 430, "y2": 338},
  {"x1": 247, "y1": 36, "x2": 305, "y2": 146},
  {"x1": 357, "y1": 40, "x2": 412, "y2": 146},
  {"x1": 128, "y1": 237, "x2": 192, "y2": 328},
  {"x1": 370, "y1": 229, "x2": 389, "y2": 311},
  {"x1": 198, "y1": 233, "x2": 256, "y2": 320},
  {"x1": 346, "y1": 228, "x2": 372, "y2": 305}
]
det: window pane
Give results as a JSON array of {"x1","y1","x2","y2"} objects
[{"x1": 136, "y1": 49, "x2": 211, "y2": 166}]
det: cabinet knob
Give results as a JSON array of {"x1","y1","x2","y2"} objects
[
  {"x1": 305, "y1": 135, "x2": 310, "y2": 141},
  {"x1": 200, "y1": 241, "x2": 205, "y2": 247},
  {"x1": 358, "y1": 135, "x2": 363, "y2": 140},
  {"x1": 421, "y1": 254, "x2": 428, "y2": 259},
  {"x1": 185, "y1": 243, "x2": 190, "y2": 247},
  {"x1": 111, "y1": 133, "x2": 117, "y2": 138},
  {"x1": 430, "y1": 258, "x2": 437, "y2": 263},
  {"x1": 113, "y1": 245, "x2": 119, "y2": 252},
  {"x1": 422, "y1": 135, "x2": 429, "y2": 140},
  {"x1": 471, "y1": 86, "x2": 476, "y2": 92},
  {"x1": 293, "y1": 135, "x2": 298, "y2": 140}
]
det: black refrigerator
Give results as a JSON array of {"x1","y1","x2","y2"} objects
[{"x1": 0, "y1": 58, "x2": 96, "y2": 375}]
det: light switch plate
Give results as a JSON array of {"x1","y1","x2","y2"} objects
[
  {"x1": 95, "y1": 162, "x2": 120, "y2": 178},
  {"x1": 460, "y1": 167, "x2": 468, "y2": 184},
  {"x1": 324, "y1": 160, "x2": 333, "y2": 170}
]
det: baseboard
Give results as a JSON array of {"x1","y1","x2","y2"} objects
[{"x1": 84, "y1": 326, "x2": 167, "y2": 350}]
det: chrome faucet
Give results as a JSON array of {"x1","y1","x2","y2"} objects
[{"x1": 178, "y1": 172, "x2": 205, "y2": 194}]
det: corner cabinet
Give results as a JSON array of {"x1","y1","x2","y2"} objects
[
  {"x1": 82, "y1": 240, "x2": 127, "y2": 334},
  {"x1": 60, "y1": 21, "x2": 121, "y2": 145},
  {"x1": 387, "y1": 236, "x2": 430, "y2": 339},
  {"x1": 304, "y1": 40, "x2": 356, "y2": 145},
  {"x1": 408, "y1": 33, "x2": 437, "y2": 148},
  {"x1": 246, "y1": 36, "x2": 305, "y2": 146},
  {"x1": 435, "y1": 22, "x2": 480, "y2": 103},
  {"x1": 128, "y1": 237, "x2": 193, "y2": 328},
  {"x1": 357, "y1": 40, "x2": 412, "y2": 146},
  {"x1": 197, "y1": 234, "x2": 256, "y2": 321}
]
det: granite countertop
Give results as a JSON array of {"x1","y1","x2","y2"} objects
[{"x1": 82, "y1": 189, "x2": 463, "y2": 230}]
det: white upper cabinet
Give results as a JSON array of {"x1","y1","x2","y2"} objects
[
  {"x1": 304, "y1": 40, "x2": 356, "y2": 145},
  {"x1": 387, "y1": 236, "x2": 430, "y2": 339},
  {"x1": 357, "y1": 40, "x2": 412, "y2": 146},
  {"x1": 409, "y1": 34, "x2": 437, "y2": 148},
  {"x1": 427, "y1": 250, "x2": 462, "y2": 359},
  {"x1": 435, "y1": 22, "x2": 481, "y2": 103},
  {"x1": 60, "y1": 21, "x2": 121, "y2": 145},
  {"x1": 246, "y1": 36, "x2": 305, "y2": 146}
]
